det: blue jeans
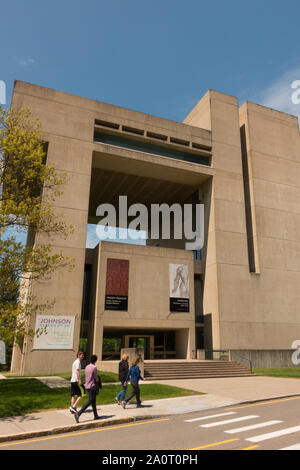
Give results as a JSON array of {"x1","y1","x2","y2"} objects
[{"x1": 117, "y1": 382, "x2": 127, "y2": 401}]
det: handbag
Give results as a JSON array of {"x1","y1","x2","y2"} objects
[{"x1": 95, "y1": 374, "x2": 102, "y2": 394}]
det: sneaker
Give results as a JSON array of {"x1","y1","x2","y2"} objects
[
  {"x1": 115, "y1": 397, "x2": 121, "y2": 405},
  {"x1": 69, "y1": 406, "x2": 77, "y2": 414},
  {"x1": 136, "y1": 404, "x2": 144, "y2": 408},
  {"x1": 121, "y1": 401, "x2": 126, "y2": 409},
  {"x1": 94, "y1": 416, "x2": 101, "y2": 420},
  {"x1": 74, "y1": 412, "x2": 79, "y2": 423}
]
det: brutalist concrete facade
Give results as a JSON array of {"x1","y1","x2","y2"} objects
[{"x1": 9, "y1": 81, "x2": 300, "y2": 375}]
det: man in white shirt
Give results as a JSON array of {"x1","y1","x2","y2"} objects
[{"x1": 70, "y1": 351, "x2": 84, "y2": 414}]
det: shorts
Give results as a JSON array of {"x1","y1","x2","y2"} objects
[{"x1": 70, "y1": 382, "x2": 82, "y2": 397}]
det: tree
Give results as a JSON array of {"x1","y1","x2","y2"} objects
[{"x1": 0, "y1": 105, "x2": 74, "y2": 344}]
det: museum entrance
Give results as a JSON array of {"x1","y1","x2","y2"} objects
[
  {"x1": 129, "y1": 336, "x2": 152, "y2": 359},
  {"x1": 102, "y1": 330, "x2": 176, "y2": 360}
]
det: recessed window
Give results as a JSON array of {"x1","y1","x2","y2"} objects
[{"x1": 94, "y1": 130, "x2": 211, "y2": 166}]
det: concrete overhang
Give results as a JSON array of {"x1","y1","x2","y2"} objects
[
  {"x1": 92, "y1": 143, "x2": 214, "y2": 186},
  {"x1": 89, "y1": 145, "x2": 214, "y2": 219}
]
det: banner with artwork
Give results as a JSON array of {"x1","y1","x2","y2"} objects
[
  {"x1": 169, "y1": 263, "x2": 190, "y2": 312},
  {"x1": 33, "y1": 315, "x2": 75, "y2": 350},
  {"x1": 105, "y1": 258, "x2": 129, "y2": 311}
]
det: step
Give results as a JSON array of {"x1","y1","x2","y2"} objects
[
  {"x1": 144, "y1": 371, "x2": 254, "y2": 377},
  {"x1": 144, "y1": 369, "x2": 253, "y2": 374},
  {"x1": 143, "y1": 360, "x2": 253, "y2": 380},
  {"x1": 145, "y1": 365, "x2": 250, "y2": 370},
  {"x1": 144, "y1": 366, "x2": 252, "y2": 372},
  {"x1": 144, "y1": 361, "x2": 246, "y2": 366},
  {"x1": 145, "y1": 374, "x2": 255, "y2": 380}
]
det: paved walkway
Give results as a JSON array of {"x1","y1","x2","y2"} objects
[
  {"x1": 158, "y1": 376, "x2": 300, "y2": 402},
  {"x1": 1, "y1": 376, "x2": 300, "y2": 443}
]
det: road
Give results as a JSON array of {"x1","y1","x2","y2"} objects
[{"x1": 2, "y1": 396, "x2": 300, "y2": 451}]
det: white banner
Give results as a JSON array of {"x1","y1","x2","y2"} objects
[
  {"x1": 33, "y1": 315, "x2": 75, "y2": 350},
  {"x1": 169, "y1": 264, "x2": 189, "y2": 299},
  {"x1": 169, "y1": 263, "x2": 190, "y2": 312}
]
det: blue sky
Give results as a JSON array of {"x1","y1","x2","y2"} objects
[
  {"x1": 1, "y1": 0, "x2": 300, "y2": 247},
  {"x1": 2, "y1": 0, "x2": 300, "y2": 121}
]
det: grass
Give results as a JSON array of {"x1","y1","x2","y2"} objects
[
  {"x1": 3, "y1": 370, "x2": 119, "y2": 384},
  {"x1": 254, "y1": 367, "x2": 300, "y2": 379},
  {"x1": 0, "y1": 379, "x2": 202, "y2": 418},
  {"x1": 57, "y1": 371, "x2": 119, "y2": 383}
]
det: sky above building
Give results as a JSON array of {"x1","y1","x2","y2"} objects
[
  {"x1": 1, "y1": 0, "x2": 300, "y2": 121},
  {"x1": 1, "y1": 0, "x2": 300, "y2": 247}
]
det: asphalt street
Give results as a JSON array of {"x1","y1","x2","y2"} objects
[{"x1": 2, "y1": 395, "x2": 300, "y2": 451}]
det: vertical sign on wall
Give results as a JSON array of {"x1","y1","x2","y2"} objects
[
  {"x1": 105, "y1": 258, "x2": 129, "y2": 311},
  {"x1": 169, "y1": 263, "x2": 190, "y2": 312}
]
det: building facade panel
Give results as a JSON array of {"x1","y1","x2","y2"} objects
[{"x1": 9, "y1": 81, "x2": 300, "y2": 374}]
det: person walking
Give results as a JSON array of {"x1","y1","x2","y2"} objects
[
  {"x1": 74, "y1": 354, "x2": 100, "y2": 423},
  {"x1": 122, "y1": 357, "x2": 144, "y2": 409},
  {"x1": 70, "y1": 351, "x2": 84, "y2": 414},
  {"x1": 115, "y1": 354, "x2": 129, "y2": 405}
]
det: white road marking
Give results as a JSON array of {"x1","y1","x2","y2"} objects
[
  {"x1": 200, "y1": 415, "x2": 259, "y2": 428},
  {"x1": 279, "y1": 443, "x2": 300, "y2": 450},
  {"x1": 185, "y1": 412, "x2": 236, "y2": 422},
  {"x1": 246, "y1": 425, "x2": 300, "y2": 443},
  {"x1": 225, "y1": 420, "x2": 282, "y2": 434}
]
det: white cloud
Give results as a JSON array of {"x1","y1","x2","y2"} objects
[
  {"x1": 19, "y1": 58, "x2": 35, "y2": 67},
  {"x1": 257, "y1": 67, "x2": 300, "y2": 122}
]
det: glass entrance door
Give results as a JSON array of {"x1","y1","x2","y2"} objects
[{"x1": 129, "y1": 337, "x2": 150, "y2": 359}]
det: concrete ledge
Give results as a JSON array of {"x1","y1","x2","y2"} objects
[
  {"x1": 0, "y1": 414, "x2": 168, "y2": 443},
  {"x1": 230, "y1": 350, "x2": 296, "y2": 368}
]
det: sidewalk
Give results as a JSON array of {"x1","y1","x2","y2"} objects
[{"x1": 1, "y1": 376, "x2": 300, "y2": 443}]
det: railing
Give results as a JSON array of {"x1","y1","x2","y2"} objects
[
  {"x1": 205, "y1": 350, "x2": 230, "y2": 361},
  {"x1": 230, "y1": 353, "x2": 253, "y2": 372},
  {"x1": 195, "y1": 350, "x2": 253, "y2": 371}
]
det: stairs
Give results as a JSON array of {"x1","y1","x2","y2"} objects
[{"x1": 144, "y1": 360, "x2": 254, "y2": 380}]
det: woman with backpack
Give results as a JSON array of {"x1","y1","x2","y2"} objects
[{"x1": 115, "y1": 354, "x2": 129, "y2": 405}]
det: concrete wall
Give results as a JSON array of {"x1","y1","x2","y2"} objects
[
  {"x1": 185, "y1": 91, "x2": 249, "y2": 350},
  {"x1": 185, "y1": 91, "x2": 300, "y2": 352},
  {"x1": 10, "y1": 83, "x2": 94, "y2": 375},
  {"x1": 10, "y1": 81, "x2": 209, "y2": 375},
  {"x1": 9, "y1": 80, "x2": 300, "y2": 373},
  {"x1": 230, "y1": 350, "x2": 298, "y2": 369},
  {"x1": 91, "y1": 242, "x2": 195, "y2": 360},
  {"x1": 236, "y1": 103, "x2": 300, "y2": 350}
]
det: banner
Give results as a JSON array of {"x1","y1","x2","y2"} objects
[
  {"x1": 0, "y1": 341, "x2": 5, "y2": 364},
  {"x1": 33, "y1": 315, "x2": 75, "y2": 350},
  {"x1": 105, "y1": 258, "x2": 129, "y2": 311},
  {"x1": 169, "y1": 263, "x2": 190, "y2": 312}
]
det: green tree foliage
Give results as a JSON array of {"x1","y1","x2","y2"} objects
[{"x1": 0, "y1": 105, "x2": 74, "y2": 344}]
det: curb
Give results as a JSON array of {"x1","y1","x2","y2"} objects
[
  {"x1": 224, "y1": 393, "x2": 300, "y2": 407},
  {"x1": 0, "y1": 414, "x2": 170, "y2": 444},
  {"x1": 2, "y1": 393, "x2": 300, "y2": 444}
]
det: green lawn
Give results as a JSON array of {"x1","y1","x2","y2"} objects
[
  {"x1": 3, "y1": 370, "x2": 119, "y2": 384},
  {"x1": 57, "y1": 371, "x2": 119, "y2": 383},
  {"x1": 0, "y1": 379, "x2": 202, "y2": 418},
  {"x1": 254, "y1": 367, "x2": 300, "y2": 378}
]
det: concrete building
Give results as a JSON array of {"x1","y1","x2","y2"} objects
[{"x1": 10, "y1": 81, "x2": 300, "y2": 375}]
